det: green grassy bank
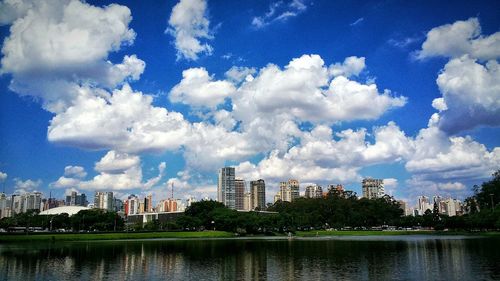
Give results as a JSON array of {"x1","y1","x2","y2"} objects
[
  {"x1": 1, "y1": 230, "x2": 498, "y2": 242},
  {"x1": 0, "y1": 231, "x2": 235, "y2": 242}
]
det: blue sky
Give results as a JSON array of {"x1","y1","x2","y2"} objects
[{"x1": 0, "y1": 0, "x2": 498, "y2": 205}]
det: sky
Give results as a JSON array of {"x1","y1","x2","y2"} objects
[{"x1": 0, "y1": 0, "x2": 499, "y2": 206}]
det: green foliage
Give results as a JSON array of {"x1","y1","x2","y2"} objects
[
  {"x1": 0, "y1": 209, "x2": 124, "y2": 232},
  {"x1": 268, "y1": 192, "x2": 403, "y2": 229},
  {"x1": 467, "y1": 170, "x2": 499, "y2": 211},
  {"x1": 71, "y1": 209, "x2": 124, "y2": 231}
]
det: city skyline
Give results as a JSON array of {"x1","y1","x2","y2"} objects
[
  {"x1": 0, "y1": 173, "x2": 470, "y2": 219},
  {"x1": 0, "y1": 0, "x2": 499, "y2": 206}
]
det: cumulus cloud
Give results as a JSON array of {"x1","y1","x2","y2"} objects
[
  {"x1": 51, "y1": 151, "x2": 167, "y2": 191},
  {"x1": 169, "y1": 67, "x2": 236, "y2": 108},
  {"x1": 383, "y1": 178, "x2": 398, "y2": 196},
  {"x1": 235, "y1": 121, "x2": 413, "y2": 186},
  {"x1": 229, "y1": 54, "x2": 406, "y2": 125},
  {"x1": 0, "y1": 171, "x2": 7, "y2": 182},
  {"x1": 224, "y1": 66, "x2": 257, "y2": 83},
  {"x1": 48, "y1": 84, "x2": 190, "y2": 154},
  {"x1": 328, "y1": 56, "x2": 366, "y2": 77},
  {"x1": 64, "y1": 166, "x2": 87, "y2": 179},
  {"x1": 435, "y1": 56, "x2": 500, "y2": 133},
  {"x1": 94, "y1": 151, "x2": 140, "y2": 174},
  {"x1": 0, "y1": 0, "x2": 142, "y2": 113},
  {"x1": 252, "y1": 0, "x2": 307, "y2": 29},
  {"x1": 406, "y1": 177, "x2": 469, "y2": 199},
  {"x1": 167, "y1": 0, "x2": 213, "y2": 60},
  {"x1": 14, "y1": 178, "x2": 42, "y2": 194},
  {"x1": 416, "y1": 18, "x2": 500, "y2": 134},
  {"x1": 406, "y1": 124, "x2": 500, "y2": 182},
  {"x1": 416, "y1": 17, "x2": 500, "y2": 60}
]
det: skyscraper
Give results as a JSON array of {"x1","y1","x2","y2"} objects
[
  {"x1": 250, "y1": 179, "x2": 266, "y2": 210},
  {"x1": 94, "y1": 191, "x2": 114, "y2": 211},
  {"x1": 218, "y1": 167, "x2": 236, "y2": 209},
  {"x1": 288, "y1": 179, "x2": 300, "y2": 201},
  {"x1": 362, "y1": 178, "x2": 385, "y2": 199},
  {"x1": 235, "y1": 178, "x2": 245, "y2": 210}
]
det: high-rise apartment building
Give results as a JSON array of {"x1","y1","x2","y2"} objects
[
  {"x1": 417, "y1": 196, "x2": 432, "y2": 215},
  {"x1": 244, "y1": 192, "x2": 252, "y2": 211},
  {"x1": 250, "y1": 179, "x2": 266, "y2": 210},
  {"x1": 362, "y1": 178, "x2": 385, "y2": 199},
  {"x1": 125, "y1": 195, "x2": 139, "y2": 215},
  {"x1": 305, "y1": 185, "x2": 323, "y2": 198},
  {"x1": 218, "y1": 167, "x2": 236, "y2": 209},
  {"x1": 276, "y1": 179, "x2": 300, "y2": 202},
  {"x1": 144, "y1": 194, "x2": 153, "y2": 213},
  {"x1": 66, "y1": 191, "x2": 88, "y2": 207},
  {"x1": 94, "y1": 192, "x2": 114, "y2": 211},
  {"x1": 235, "y1": 179, "x2": 245, "y2": 210}
]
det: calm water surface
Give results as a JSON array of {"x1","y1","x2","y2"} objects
[{"x1": 0, "y1": 235, "x2": 499, "y2": 280}]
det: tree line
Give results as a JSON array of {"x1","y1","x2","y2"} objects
[{"x1": 1, "y1": 171, "x2": 498, "y2": 233}]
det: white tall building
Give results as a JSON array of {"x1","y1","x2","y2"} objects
[
  {"x1": 276, "y1": 179, "x2": 300, "y2": 202},
  {"x1": 218, "y1": 167, "x2": 236, "y2": 209},
  {"x1": 362, "y1": 178, "x2": 385, "y2": 199},
  {"x1": 305, "y1": 185, "x2": 323, "y2": 198},
  {"x1": 417, "y1": 196, "x2": 432, "y2": 215},
  {"x1": 126, "y1": 195, "x2": 139, "y2": 215},
  {"x1": 94, "y1": 192, "x2": 114, "y2": 211}
]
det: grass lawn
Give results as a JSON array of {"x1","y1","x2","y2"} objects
[{"x1": 0, "y1": 231, "x2": 235, "y2": 242}]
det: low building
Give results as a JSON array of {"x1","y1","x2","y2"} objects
[{"x1": 39, "y1": 206, "x2": 90, "y2": 216}]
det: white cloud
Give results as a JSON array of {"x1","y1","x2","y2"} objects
[
  {"x1": 144, "y1": 162, "x2": 167, "y2": 190},
  {"x1": 406, "y1": 124, "x2": 500, "y2": 182},
  {"x1": 406, "y1": 177, "x2": 469, "y2": 199},
  {"x1": 94, "y1": 151, "x2": 140, "y2": 174},
  {"x1": 438, "y1": 182, "x2": 466, "y2": 191},
  {"x1": 167, "y1": 0, "x2": 213, "y2": 60},
  {"x1": 235, "y1": 121, "x2": 413, "y2": 185},
  {"x1": 328, "y1": 56, "x2": 366, "y2": 77},
  {"x1": 47, "y1": 84, "x2": 190, "y2": 154},
  {"x1": 167, "y1": 54, "x2": 406, "y2": 173},
  {"x1": 435, "y1": 56, "x2": 500, "y2": 133},
  {"x1": 51, "y1": 152, "x2": 166, "y2": 191},
  {"x1": 63, "y1": 166, "x2": 87, "y2": 179},
  {"x1": 224, "y1": 66, "x2": 257, "y2": 84},
  {"x1": 350, "y1": 17, "x2": 364, "y2": 26},
  {"x1": 0, "y1": 0, "x2": 142, "y2": 113},
  {"x1": 1, "y1": 0, "x2": 135, "y2": 74},
  {"x1": 416, "y1": 17, "x2": 500, "y2": 60},
  {"x1": 431, "y1": 97, "x2": 447, "y2": 111},
  {"x1": 169, "y1": 67, "x2": 236, "y2": 108},
  {"x1": 252, "y1": 0, "x2": 307, "y2": 29},
  {"x1": 14, "y1": 178, "x2": 42, "y2": 193},
  {"x1": 0, "y1": 0, "x2": 35, "y2": 25},
  {"x1": 416, "y1": 18, "x2": 500, "y2": 134},
  {"x1": 383, "y1": 178, "x2": 398, "y2": 196},
  {"x1": 50, "y1": 176, "x2": 81, "y2": 189},
  {"x1": 0, "y1": 171, "x2": 7, "y2": 182},
  {"x1": 230, "y1": 54, "x2": 406, "y2": 125}
]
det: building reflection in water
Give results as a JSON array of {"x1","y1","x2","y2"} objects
[{"x1": 0, "y1": 236, "x2": 499, "y2": 280}]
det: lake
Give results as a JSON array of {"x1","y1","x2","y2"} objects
[{"x1": 0, "y1": 235, "x2": 499, "y2": 280}]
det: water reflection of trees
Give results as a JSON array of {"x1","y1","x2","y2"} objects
[{"x1": 0, "y1": 238, "x2": 499, "y2": 280}]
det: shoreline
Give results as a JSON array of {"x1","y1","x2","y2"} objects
[{"x1": 0, "y1": 230, "x2": 499, "y2": 243}]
